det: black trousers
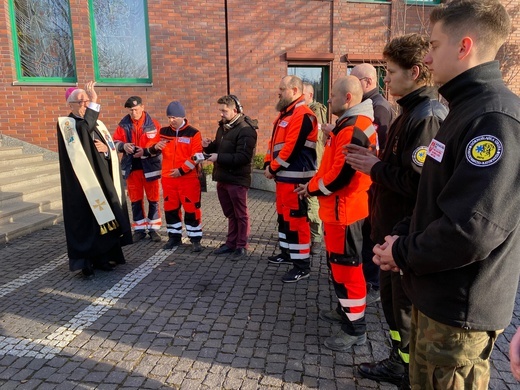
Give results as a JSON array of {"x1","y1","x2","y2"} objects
[{"x1": 380, "y1": 269, "x2": 412, "y2": 357}]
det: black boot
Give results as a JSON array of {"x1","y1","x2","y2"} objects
[
  {"x1": 400, "y1": 364, "x2": 411, "y2": 390},
  {"x1": 163, "y1": 233, "x2": 181, "y2": 250},
  {"x1": 358, "y1": 345, "x2": 408, "y2": 386}
]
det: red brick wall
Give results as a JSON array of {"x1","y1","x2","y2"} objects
[{"x1": 1, "y1": 0, "x2": 519, "y2": 154}]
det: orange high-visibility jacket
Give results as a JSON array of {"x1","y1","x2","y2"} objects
[
  {"x1": 264, "y1": 96, "x2": 318, "y2": 183},
  {"x1": 308, "y1": 100, "x2": 376, "y2": 225},
  {"x1": 155, "y1": 120, "x2": 202, "y2": 179}
]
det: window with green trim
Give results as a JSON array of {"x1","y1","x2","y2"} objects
[
  {"x1": 288, "y1": 66, "x2": 330, "y2": 106},
  {"x1": 9, "y1": 0, "x2": 76, "y2": 83},
  {"x1": 89, "y1": 0, "x2": 152, "y2": 84}
]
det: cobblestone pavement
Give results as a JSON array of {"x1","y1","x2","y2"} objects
[{"x1": 0, "y1": 189, "x2": 518, "y2": 389}]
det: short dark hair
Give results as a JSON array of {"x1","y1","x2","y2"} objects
[
  {"x1": 217, "y1": 95, "x2": 237, "y2": 109},
  {"x1": 430, "y1": 0, "x2": 511, "y2": 55},
  {"x1": 383, "y1": 33, "x2": 431, "y2": 85}
]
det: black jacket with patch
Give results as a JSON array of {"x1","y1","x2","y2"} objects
[
  {"x1": 370, "y1": 86, "x2": 447, "y2": 245},
  {"x1": 393, "y1": 61, "x2": 520, "y2": 330}
]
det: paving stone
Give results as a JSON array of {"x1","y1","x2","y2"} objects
[{"x1": 0, "y1": 190, "x2": 515, "y2": 389}]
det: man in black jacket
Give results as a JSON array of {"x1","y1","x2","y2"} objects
[
  {"x1": 203, "y1": 95, "x2": 258, "y2": 259},
  {"x1": 373, "y1": 1, "x2": 520, "y2": 388},
  {"x1": 346, "y1": 34, "x2": 447, "y2": 389},
  {"x1": 350, "y1": 63, "x2": 395, "y2": 305}
]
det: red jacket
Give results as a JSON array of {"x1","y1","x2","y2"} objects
[
  {"x1": 113, "y1": 112, "x2": 162, "y2": 180},
  {"x1": 308, "y1": 100, "x2": 376, "y2": 225},
  {"x1": 264, "y1": 95, "x2": 318, "y2": 183}
]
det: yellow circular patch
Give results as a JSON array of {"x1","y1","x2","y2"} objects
[
  {"x1": 466, "y1": 135, "x2": 502, "y2": 167},
  {"x1": 412, "y1": 146, "x2": 428, "y2": 167}
]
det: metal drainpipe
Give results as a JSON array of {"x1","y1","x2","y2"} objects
[{"x1": 225, "y1": 0, "x2": 231, "y2": 94}]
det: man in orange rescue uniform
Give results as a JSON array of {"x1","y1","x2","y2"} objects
[
  {"x1": 113, "y1": 96, "x2": 162, "y2": 243},
  {"x1": 265, "y1": 75, "x2": 318, "y2": 283},
  {"x1": 151, "y1": 101, "x2": 204, "y2": 252},
  {"x1": 297, "y1": 76, "x2": 376, "y2": 351}
]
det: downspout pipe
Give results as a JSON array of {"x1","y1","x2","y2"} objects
[{"x1": 225, "y1": 0, "x2": 231, "y2": 94}]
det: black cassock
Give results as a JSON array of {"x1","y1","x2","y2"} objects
[{"x1": 57, "y1": 107, "x2": 132, "y2": 272}]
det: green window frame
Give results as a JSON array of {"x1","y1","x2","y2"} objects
[
  {"x1": 88, "y1": 0, "x2": 152, "y2": 84},
  {"x1": 288, "y1": 65, "x2": 330, "y2": 107},
  {"x1": 9, "y1": 0, "x2": 77, "y2": 83},
  {"x1": 405, "y1": 0, "x2": 441, "y2": 5}
]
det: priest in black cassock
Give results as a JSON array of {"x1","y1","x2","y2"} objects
[{"x1": 57, "y1": 82, "x2": 132, "y2": 278}]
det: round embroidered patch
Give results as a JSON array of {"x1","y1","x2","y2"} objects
[
  {"x1": 465, "y1": 135, "x2": 503, "y2": 167},
  {"x1": 412, "y1": 146, "x2": 428, "y2": 167}
]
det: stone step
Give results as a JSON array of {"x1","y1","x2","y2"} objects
[
  {"x1": 0, "y1": 146, "x2": 23, "y2": 157},
  {"x1": 0, "y1": 181, "x2": 62, "y2": 209},
  {"x1": 0, "y1": 167, "x2": 60, "y2": 192},
  {"x1": 0, "y1": 198, "x2": 62, "y2": 226},
  {"x1": 0, "y1": 209, "x2": 62, "y2": 245},
  {"x1": 0, "y1": 145, "x2": 62, "y2": 244},
  {"x1": 0, "y1": 160, "x2": 58, "y2": 180},
  {"x1": 0, "y1": 153, "x2": 44, "y2": 167}
]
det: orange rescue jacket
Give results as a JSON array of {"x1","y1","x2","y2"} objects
[
  {"x1": 155, "y1": 120, "x2": 203, "y2": 179},
  {"x1": 308, "y1": 100, "x2": 376, "y2": 225}
]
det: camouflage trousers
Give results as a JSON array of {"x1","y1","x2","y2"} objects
[
  {"x1": 410, "y1": 306, "x2": 502, "y2": 389},
  {"x1": 307, "y1": 196, "x2": 323, "y2": 243}
]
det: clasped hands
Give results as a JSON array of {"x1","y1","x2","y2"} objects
[
  {"x1": 373, "y1": 235, "x2": 400, "y2": 272},
  {"x1": 344, "y1": 143, "x2": 379, "y2": 175}
]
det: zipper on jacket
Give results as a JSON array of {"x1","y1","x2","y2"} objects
[{"x1": 335, "y1": 196, "x2": 340, "y2": 221}]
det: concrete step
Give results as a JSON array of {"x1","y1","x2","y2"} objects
[
  {"x1": 0, "y1": 180, "x2": 62, "y2": 209},
  {"x1": 0, "y1": 153, "x2": 44, "y2": 167},
  {"x1": 0, "y1": 160, "x2": 58, "y2": 180},
  {"x1": 0, "y1": 209, "x2": 62, "y2": 245},
  {"x1": 0, "y1": 198, "x2": 62, "y2": 225},
  {"x1": 0, "y1": 167, "x2": 60, "y2": 192},
  {"x1": 0, "y1": 145, "x2": 63, "y2": 243},
  {"x1": 0, "y1": 146, "x2": 23, "y2": 157}
]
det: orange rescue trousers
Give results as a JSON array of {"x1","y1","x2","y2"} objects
[
  {"x1": 324, "y1": 220, "x2": 367, "y2": 336},
  {"x1": 275, "y1": 182, "x2": 311, "y2": 271},
  {"x1": 126, "y1": 170, "x2": 161, "y2": 231}
]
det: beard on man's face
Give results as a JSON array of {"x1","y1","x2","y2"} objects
[{"x1": 275, "y1": 96, "x2": 292, "y2": 112}]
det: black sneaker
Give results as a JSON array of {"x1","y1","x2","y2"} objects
[
  {"x1": 132, "y1": 231, "x2": 147, "y2": 242},
  {"x1": 213, "y1": 244, "x2": 234, "y2": 255},
  {"x1": 163, "y1": 237, "x2": 181, "y2": 250},
  {"x1": 268, "y1": 253, "x2": 292, "y2": 265},
  {"x1": 282, "y1": 268, "x2": 310, "y2": 283}
]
